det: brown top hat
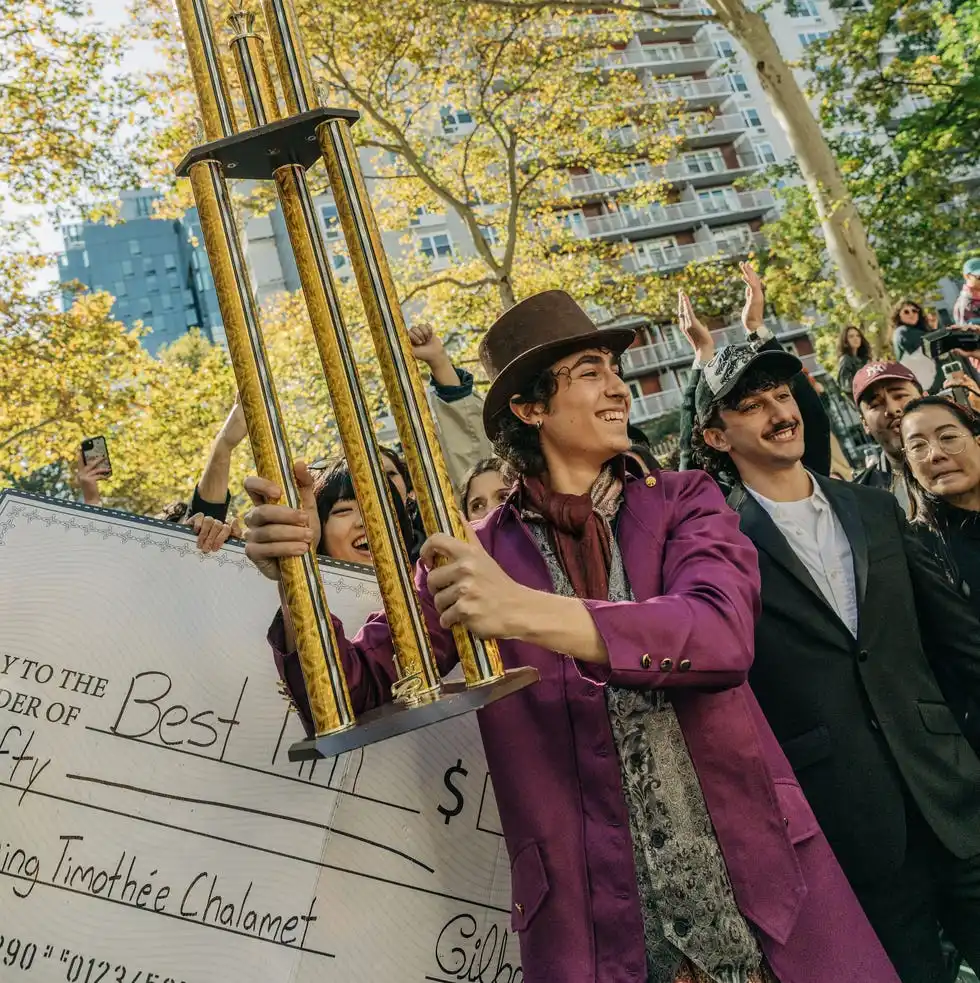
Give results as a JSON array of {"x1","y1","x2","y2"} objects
[{"x1": 479, "y1": 290, "x2": 636, "y2": 439}]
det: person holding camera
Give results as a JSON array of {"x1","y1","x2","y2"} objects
[{"x1": 954, "y1": 258, "x2": 980, "y2": 326}]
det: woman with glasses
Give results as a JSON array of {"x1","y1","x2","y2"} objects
[{"x1": 901, "y1": 395, "x2": 980, "y2": 750}]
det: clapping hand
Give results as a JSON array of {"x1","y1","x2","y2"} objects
[
  {"x1": 677, "y1": 290, "x2": 714, "y2": 363},
  {"x1": 739, "y1": 261, "x2": 766, "y2": 334}
]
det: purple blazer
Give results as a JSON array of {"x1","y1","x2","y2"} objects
[{"x1": 273, "y1": 467, "x2": 899, "y2": 983}]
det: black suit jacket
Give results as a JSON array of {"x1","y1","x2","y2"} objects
[{"x1": 728, "y1": 475, "x2": 980, "y2": 885}]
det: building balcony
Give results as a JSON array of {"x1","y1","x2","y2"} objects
[
  {"x1": 566, "y1": 150, "x2": 766, "y2": 199},
  {"x1": 621, "y1": 317, "x2": 810, "y2": 378},
  {"x1": 679, "y1": 112, "x2": 748, "y2": 148},
  {"x1": 630, "y1": 388, "x2": 685, "y2": 424},
  {"x1": 580, "y1": 189, "x2": 773, "y2": 239},
  {"x1": 589, "y1": 39, "x2": 717, "y2": 76},
  {"x1": 646, "y1": 76, "x2": 733, "y2": 110},
  {"x1": 633, "y1": 2, "x2": 714, "y2": 41},
  {"x1": 622, "y1": 231, "x2": 767, "y2": 273}
]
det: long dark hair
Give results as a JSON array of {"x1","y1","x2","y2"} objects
[
  {"x1": 901, "y1": 395, "x2": 980, "y2": 531},
  {"x1": 837, "y1": 324, "x2": 871, "y2": 360},
  {"x1": 311, "y1": 459, "x2": 414, "y2": 559},
  {"x1": 458, "y1": 457, "x2": 509, "y2": 519},
  {"x1": 891, "y1": 298, "x2": 926, "y2": 332}
]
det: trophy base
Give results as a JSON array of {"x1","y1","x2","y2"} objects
[
  {"x1": 175, "y1": 107, "x2": 359, "y2": 181},
  {"x1": 287, "y1": 666, "x2": 540, "y2": 761}
]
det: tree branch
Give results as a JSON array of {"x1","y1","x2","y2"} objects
[
  {"x1": 402, "y1": 275, "x2": 499, "y2": 300},
  {"x1": 464, "y1": 0, "x2": 717, "y2": 23}
]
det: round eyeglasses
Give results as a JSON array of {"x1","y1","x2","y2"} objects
[{"x1": 904, "y1": 432, "x2": 971, "y2": 463}]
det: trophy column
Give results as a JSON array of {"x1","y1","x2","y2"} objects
[{"x1": 175, "y1": 0, "x2": 355, "y2": 739}]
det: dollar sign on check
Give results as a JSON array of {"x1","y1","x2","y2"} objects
[{"x1": 437, "y1": 758, "x2": 468, "y2": 825}]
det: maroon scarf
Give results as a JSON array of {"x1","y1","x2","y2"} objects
[{"x1": 522, "y1": 474, "x2": 615, "y2": 601}]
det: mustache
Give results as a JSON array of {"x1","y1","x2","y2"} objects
[{"x1": 762, "y1": 419, "x2": 800, "y2": 439}]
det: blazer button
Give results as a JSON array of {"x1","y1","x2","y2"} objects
[
  {"x1": 673, "y1": 918, "x2": 691, "y2": 938},
  {"x1": 858, "y1": 649, "x2": 869, "y2": 663},
  {"x1": 641, "y1": 653, "x2": 652, "y2": 669},
  {"x1": 678, "y1": 658, "x2": 691, "y2": 672},
  {"x1": 515, "y1": 901, "x2": 525, "y2": 915},
  {"x1": 660, "y1": 658, "x2": 673, "y2": 671},
  {"x1": 645, "y1": 475, "x2": 657, "y2": 487}
]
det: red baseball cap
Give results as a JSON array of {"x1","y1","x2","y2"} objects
[{"x1": 852, "y1": 361, "x2": 921, "y2": 405}]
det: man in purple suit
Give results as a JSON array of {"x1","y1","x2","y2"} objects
[{"x1": 243, "y1": 292, "x2": 898, "y2": 983}]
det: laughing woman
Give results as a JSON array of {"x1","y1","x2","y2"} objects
[
  {"x1": 244, "y1": 292, "x2": 898, "y2": 983},
  {"x1": 901, "y1": 395, "x2": 980, "y2": 749}
]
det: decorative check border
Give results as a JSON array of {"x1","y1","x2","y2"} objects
[{"x1": 0, "y1": 490, "x2": 381, "y2": 602}]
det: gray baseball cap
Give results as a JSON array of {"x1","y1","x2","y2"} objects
[{"x1": 695, "y1": 343, "x2": 802, "y2": 425}]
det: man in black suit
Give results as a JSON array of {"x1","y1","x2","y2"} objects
[{"x1": 690, "y1": 343, "x2": 980, "y2": 983}]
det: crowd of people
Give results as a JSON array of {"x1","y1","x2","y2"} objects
[{"x1": 68, "y1": 258, "x2": 980, "y2": 983}]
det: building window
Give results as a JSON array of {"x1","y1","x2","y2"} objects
[
  {"x1": 480, "y1": 225, "x2": 501, "y2": 247},
  {"x1": 417, "y1": 232, "x2": 455, "y2": 261},
  {"x1": 634, "y1": 238, "x2": 679, "y2": 269},
  {"x1": 628, "y1": 381, "x2": 643, "y2": 401},
  {"x1": 559, "y1": 210, "x2": 587, "y2": 235},
  {"x1": 186, "y1": 310, "x2": 199, "y2": 328},
  {"x1": 146, "y1": 274, "x2": 158, "y2": 293},
  {"x1": 128, "y1": 239, "x2": 141, "y2": 256},
  {"x1": 798, "y1": 31, "x2": 831, "y2": 47},
  {"x1": 183, "y1": 289, "x2": 195, "y2": 307},
  {"x1": 162, "y1": 293, "x2": 174, "y2": 310},
  {"x1": 164, "y1": 253, "x2": 177, "y2": 271},
  {"x1": 626, "y1": 160, "x2": 655, "y2": 183},
  {"x1": 167, "y1": 271, "x2": 180, "y2": 289},
  {"x1": 697, "y1": 188, "x2": 735, "y2": 213},
  {"x1": 714, "y1": 40, "x2": 735, "y2": 59},
  {"x1": 728, "y1": 73, "x2": 749, "y2": 93},
  {"x1": 114, "y1": 280, "x2": 127, "y2": 298},
  {"x1": 440, "y1": 107, "x2": 474, "y2": 135},
  {"x1": 683, "y1": 149, "x2": 725, "y2": 174},
  {"x1": 116, "y1": 297, "x2": 128, "y2": 312},
  {"x1": 321, "y1": 202, "x2": 341, "y2": 240},
  {"x1": 64, "y1": 224, "x2": 84, "y2": 244},
  {"x1": 59, "y1": 254, "x2": 69, "y2": 267},
  {"x1": 143, "y1": 257, "x2": 156, "y2": 274},
  {"x1": 136, "y1": 195, "x2": 155, "y2": 218},
  {"x1": 138, "y1": 297, "x2": 152, "y2": 317},
  {"x1": 754, "y1": 141, "x2": 777, "y2": 164},
  {"x1": 330, "y1": 251, "x2": 349, "y2": 274},
  {"x1": 121, "y1": 259, "x2": 134, "y2": 277},
  {"x1": 81, "y1": 250, "x2": 90, "y2": 268},
  {"x1": 742, "y1": 108, "x2": 763, "y2": 128},
  {"x1": 194, "y1": 271, "x2": 204, "y2": 292},
  {"x1": 713, "y1": 224, "x2": 753, "y2": 253},
  {"x1": 789, "y1": 0, "x2": 820, "y2": 16}
]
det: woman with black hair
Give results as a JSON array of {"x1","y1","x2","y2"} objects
[
  {"x1": 835, "y1": 325, "x2": 871, "y2": 398},
  {"x1": 311, "y1": 458, "x2": 416, "y2": 565},
  {"x1": 891, "y1": 298, "x2": 932, "y2": 360},
  {"x1": 901, "y1": 394, "x2": 980, "y2": 750}
]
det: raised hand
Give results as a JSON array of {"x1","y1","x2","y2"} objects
[
  {"x1": 243, "y1": 461, "x2": 319, "y2": 581},
  {"x1": 677, "y1": 290, "x2": 714, "y2": 363},
  {"x1": 216, "y1": 392, "x2": 248, "y2": 450},
  {"x1": 77, "y1": 451, "x2": 110, "y2": 506},
  {"x1": 739, "y1": 261, "x2": 766, "y2": 333}
]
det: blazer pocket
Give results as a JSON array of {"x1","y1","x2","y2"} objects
[
  {"x1": 510, "y1": 840, "x2": 550, "y2": 932},
  {"x1": 779, "y1": 724, "x2": 832, "y2": 772},
  {"x1": 917, "y1": 700, "x2": 964, "y2": 736},
  {"x1": 773, "y1": 779, "x2": 821, "y2": 845}
]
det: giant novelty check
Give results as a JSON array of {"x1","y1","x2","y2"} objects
[{"x1": 0, "y1": 492, "x2": 520, "y2": 983}]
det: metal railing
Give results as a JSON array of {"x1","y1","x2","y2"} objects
[
  {"x1": 621, "y1": 317, "x2": 807, "y2": 375},
  {"x1": 565, "y1": 151, "x2": 766, "y2": 197},
  {"x1": 589, "y1": 39, "x2": 717, "y2": 71},
  {"x1": 580, "y1": 190, "x2": 773, "y2": 237},
  {"x1": 622, "y1": 232, "x2": 766, "y2": 272},
  {"x1": 630, "y1": 388, "x2": 685, "y2": 423},
  {"x1": 646, "y1": 76, "x2": 732, "y2": 104}
]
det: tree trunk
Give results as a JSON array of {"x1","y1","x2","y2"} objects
[
  {"x1": 497, "y1": 273, "x2": 517, "y2": 310},
  {"x1": 710, "y1": 0, "x2": 893, "y2": 340}
]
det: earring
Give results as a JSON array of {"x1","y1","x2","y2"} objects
[{"x1": 535, "y1": 421, "x2": 543, "y2": 430}]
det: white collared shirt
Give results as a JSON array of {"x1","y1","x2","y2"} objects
[{"x1": 747, "y1": 474, "x2": 859, "y2": 637}]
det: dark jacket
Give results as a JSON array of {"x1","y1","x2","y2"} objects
[
  {"x1": 679, "y1": 337, "x2": 832, "y2": 490},
  {"x1": 728, "y1": 475, "x2": 980, "y2": 887},
  {"x1": 851, "y1": 449, "x2": 909, "y2": 511},
  {"x1": 836, "y1": 353, "x2": 867, "y2": 399}
]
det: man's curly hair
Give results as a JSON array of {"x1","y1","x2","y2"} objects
[
  {"x1": 491, "y1": 367, "x2": 561, "y2": 480},
  {"x1": 690, "y1": 367, "x2": 786, "y2": 480}
]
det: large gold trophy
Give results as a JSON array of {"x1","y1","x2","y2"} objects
[{"x1": 173, "y1": 0, "x2": 538, "y2": 760}]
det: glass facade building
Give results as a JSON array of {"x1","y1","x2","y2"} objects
[{"x1": 58, "y1": 190, "x2": 224, "y2": 356}]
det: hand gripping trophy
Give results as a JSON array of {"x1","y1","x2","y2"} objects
[{"x1": 172, "y1": 0, "x2": 538, "y2": 759}]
